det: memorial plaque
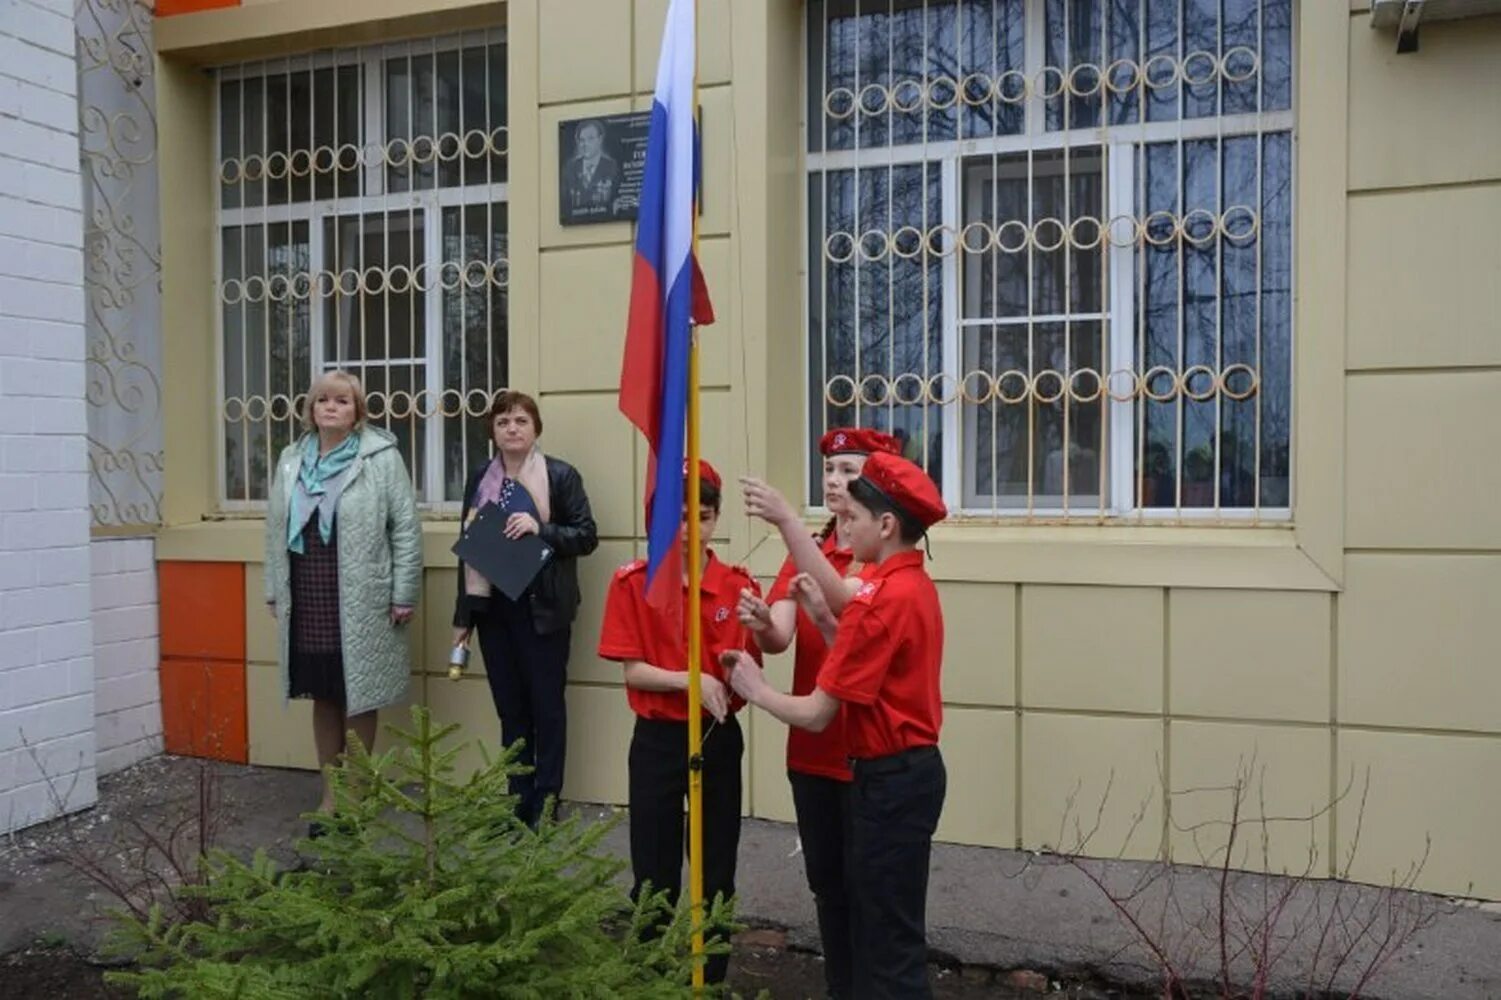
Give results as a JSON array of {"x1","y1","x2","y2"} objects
[
  {"x1": 557, "y1": 111, "x2": 703, "y2": 226},
  {"x1": 558, "y1": 113, "x2": 649, "y2": 225}
]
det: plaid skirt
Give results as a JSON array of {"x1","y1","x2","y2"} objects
[{"x1": 288, "y1": 519, "x2": 346, "y2": 705}]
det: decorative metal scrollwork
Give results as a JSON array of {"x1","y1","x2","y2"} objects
[{"x1": 79, "y1": 0, "x2": 164, "y2": 528}]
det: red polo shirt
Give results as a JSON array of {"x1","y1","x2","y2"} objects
[
  {"x1": 767, "y1": 535, "x2": 858, "y2": 781},
  {"x1": 816, "y1": 549, "x2": 943, "y2": 760},
  {"x1": 598, "y1": 551, "x2": 761, "y2": 722}
]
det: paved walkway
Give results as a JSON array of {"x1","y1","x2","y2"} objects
[{"x1": 2, "y1": 757, "x2": 1498, "y2": 998}]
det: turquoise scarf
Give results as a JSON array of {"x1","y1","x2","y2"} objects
[{"x1": 287, "y1": 433, "x2": 360, "y2": 554}]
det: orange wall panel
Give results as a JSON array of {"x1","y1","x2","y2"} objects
[
  {"x1": 160, "y1": 659, "x2": 249, "y2": 764},
  {"x1": 156, "y1": 0, "x2": 240, "y2": 15},
  {"x1": 158, "y1": 561, "x2": 246, "y2": 661}
]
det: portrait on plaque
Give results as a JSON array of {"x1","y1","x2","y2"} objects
[{"x1": 559, "y1": 113, "x2": 649, "y2": 225}]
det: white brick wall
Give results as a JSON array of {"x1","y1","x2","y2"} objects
[
  {"x1": 0, "y1": 10, "x2": 96, "y2": 834},
  {"x1": 90, "y1": 537, "x2": 161, "y2": 775}
]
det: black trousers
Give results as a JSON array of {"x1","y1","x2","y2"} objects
[
  {"x1": 849, "y1": 746, "x2": 946, "y2": 1000},
  {"x1": 474, "y1": 595, "x2": 571, "y2": 828},
  {"x1": 790, "y1": 771, "x2": 855, "y2": 999},
  {"x1": 628, "y1": 714, "x2": 743, "y2": 985}
]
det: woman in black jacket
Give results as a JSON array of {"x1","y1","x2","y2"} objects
[{"x1": 453, "y1": 390, "x2": 598, "y2": 826}]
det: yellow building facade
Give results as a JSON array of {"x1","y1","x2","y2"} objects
[{"x1": 148, "y1": 0, "x2": 1501, "y2": 900}]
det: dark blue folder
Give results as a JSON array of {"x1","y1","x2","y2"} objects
[{"x1": 452, "y1": 502, "x2": 553, "y2": 601}]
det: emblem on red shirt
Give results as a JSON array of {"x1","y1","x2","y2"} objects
[
  {"x1": 714, "y1": 606, "x2": 730, "y2": 623},
  {"x1": 852, "y1": 579, "x2": 883, "y2": 605}
]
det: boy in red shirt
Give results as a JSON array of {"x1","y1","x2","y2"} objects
[
  {"x1": 597, "y1": 459, "x2": 760, "y2": 986},
  {"x1": 725, "y1": 451, "x2": 947, "y2": 999},
  {"x1": 736, "y1": 427, "x2": 901, "y2": 999}
]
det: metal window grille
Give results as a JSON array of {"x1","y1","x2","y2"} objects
[
  {"x1": 805, "y1": 0, "x2": 1294, "y2": 522},
  {"x1": 214, "y1": 30, "x2": 508, "y2": 507}
]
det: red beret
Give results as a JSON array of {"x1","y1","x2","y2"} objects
[
  {"x1": 819, "y1": 427, "x2": 901, "y2": 457},
  {"x1": 683, "y1": 458, "x2": 721, "y2": 492},
  {"x1": 856, "y1": 452, "x2": 947, "y2": 529}
]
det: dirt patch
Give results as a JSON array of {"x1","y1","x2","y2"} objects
[
  {"x1": 726, "y1": 934, "x2": 1138, "y2": 998},
  {"x1": 0, "y1": 945, "x2": 132, "y2": 1000},
  {"x1": 0, "y1": 942, "x2": 1140, "y2": 1000}
]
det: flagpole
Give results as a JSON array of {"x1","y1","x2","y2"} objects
[{"x1": 685, "y1": 2, "x2": 707, "y2": 991}]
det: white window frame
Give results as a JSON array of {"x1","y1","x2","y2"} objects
[
  {"x1": 801, "y1": 2, "x2": 1295, "y2": 523},
  {"x1": 213, "y1": 31, "x2": 508, "y2": 512}
]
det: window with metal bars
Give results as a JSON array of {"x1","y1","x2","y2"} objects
[
  {"x1": 805, "y1": 0, "x2": 1293, "y2": 521},
  {"x1": 215, "y1": 30, "x2": 508, "y2": 507}
]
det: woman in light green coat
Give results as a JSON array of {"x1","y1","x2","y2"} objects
[{"x1": 264, "y1": 370, "x2": 422, "y2": 830}]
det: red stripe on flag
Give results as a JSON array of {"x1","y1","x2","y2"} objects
[
  {"x1": 620, "y1": 254, "x2": 665, "y2": 444},
  {"x1": 690, "y1": 254, "x2": 714, "y2": 327}
]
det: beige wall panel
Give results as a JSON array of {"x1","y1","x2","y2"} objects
[
  {"x1": 538, "y1": 0, "x2": 632, "y2": 104},
  {"x1": 245, "y1": 563, "x2": 277, "y2": 665},
  {"x1": 539, "y1": 99, "x2": 634, "y2": 250},
  {"x1": 1021, "y1": 713, "x2": 1164, "y2": 862},
  {"x1": 1346, "y1": 371, "x2": 1501, "y2": 549},
  {"x1": 569, "y1": 540, "x2": 639, "y2": 685},
  {"x1": 401, "y1": 587, "x2": 429, "y2": 673},
  {"x1": 562, "y1": 683, "x2": 634, "y2": 805},
  {"x1": 539, "y1": 244, "x2": 634, "y2": 391},
  {"x1": 247, "y1": 661, "x2": 317, "y2": 770},
  {"x1": 937, "y1": 707, "x2": 1016, "y2": 848},
  {"x1": 247, "y1": 664, "x2": 424, "y2": 772},
  {"x1": 1291, "y1": 0, "x2": 1349, "y2": 585},
  {"x1": 747, "y1": 648, "x2": 796, "y2": 822},
  {"x1": 424, "y1": 567, "x2": 474, "y2": 677},
  {"x1": 1339, "y1": 554, "x2": 1501, "y2": 733},
  {"x1": 1169, "y1": 721, "x2": 1331, "y2": 876},
  {"x1": 1347, "y1": 185, "x2": 1501, "y2": 370},
  {"x1": 696, "y1": 85, "x2": 733, "y2": 238},
  {"x1": 423, "y1": 674, "x2": 501, "y2": 779},
  {"x1": 1169, "y1": 590, "x2": 1330, "y2": 723},
  {"x1": 1338, "y1": 730, "x2": 1501, "y2": 898},
  {"x1": 701, "y1": 388, "x2": 754, "y2": 551},
  {"x1": 1021, "y1": 586, "x2": 1163, "y2": 714},
  {"x1": 158, "y1": 60, "x2": 216, "y2": 526},
  {"x1": 1348, "y1": 13, "x2": 1501, "y2": 191},
  {"x1": 632, "y1": 0, "x2": 732, "y2": 90},
  {"x1": 370, "y1": 674, "x2": 429, "y2": 759},
  {"x1": 540, "y1": 393, "x2": 637, "y2": 538},
  {"x1": 696, "y1": 236, "x2": 733, "y2": 388},
  {"x1": 939, "y1": 582, "x2": 1016, "y2": 708}
]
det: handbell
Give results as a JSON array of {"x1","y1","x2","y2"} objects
[{"x1": 448, "y1": 641, "x2": 470, "y2": 680}]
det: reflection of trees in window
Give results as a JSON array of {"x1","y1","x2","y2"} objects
[
  {"x1": 215, "y1": 35, "x2": 508, "y2": 504},
  {"x1": 806, "y1": 1, "x2": 1296, "y2": 515}
]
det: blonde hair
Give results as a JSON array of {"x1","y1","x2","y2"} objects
[{"x1": 301, "y1": 369, "x2": 367, "y2": 432}]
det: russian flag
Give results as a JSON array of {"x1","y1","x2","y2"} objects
[{"x1": 619, "y1": 0, "x2": 714, "y2": 626}]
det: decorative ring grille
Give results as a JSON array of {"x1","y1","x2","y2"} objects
[{"x1": 822, "y1": 366, "x2": 1262, "y2": 409}]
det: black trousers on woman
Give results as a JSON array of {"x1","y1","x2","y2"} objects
[
  {"x1": 789, "y1": 771, "x2": 855, "y2": 999},
  {"x1": 473, "y1": 593, "x2": 571, "y2": 828},
  {"x1": 849, "y1": 746, "x2": 947, "y2": 1000},
  {"x1": 628, "y1": 714, "x2": 743, "y2": 985}
]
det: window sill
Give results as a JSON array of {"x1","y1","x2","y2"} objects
[
  {"x1": 160, "y1": 516, "x2": 1338, "y2": 594},
  {"x1": 744, "y1": 519, "x2": 1339, "y2": 593},
  {"x1": 157, "y1": 518, "x2": 468, "y2": 568}
]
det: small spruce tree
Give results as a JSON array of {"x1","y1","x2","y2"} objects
[{"x1": 107, "y1": 706, "x2": 733, "y2": 999}]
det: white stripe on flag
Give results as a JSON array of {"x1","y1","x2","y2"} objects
[{"x1": 654, "y1": 0, "x2": 696, "y2": 286}]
